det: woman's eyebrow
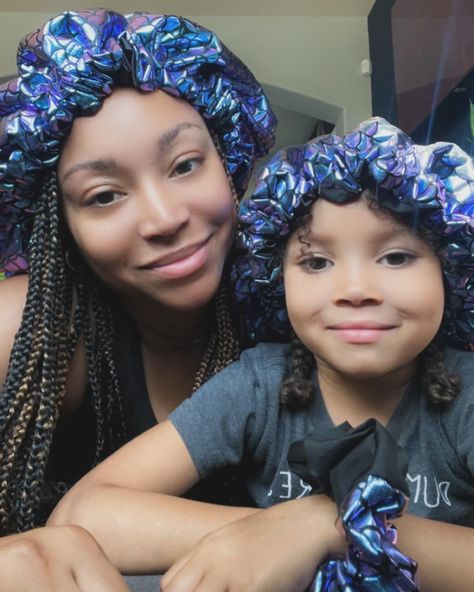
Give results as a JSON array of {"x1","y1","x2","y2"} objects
[
  {"x1": 156, "y1": 122, "x2": 203, "y2": 155},
  {"x1": 61, "y1": 122, "x2": 204, "y2": 183},
  {"x1": 62, "y1": 158, "x2": 118, "y2": 182}
]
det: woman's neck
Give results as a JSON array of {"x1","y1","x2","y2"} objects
[
  {"x1": 124, "y1": 298, "x2": 213, "y2": 350},
  {"x1": 123, "y1": 299, "x2": 215, "y2": 422},
  {"x1": 316, "y1": 359, "x2": 418, "y2": 428}
]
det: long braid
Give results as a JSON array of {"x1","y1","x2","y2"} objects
[
  {"x1": 418, "y1": 341, "x2": 461, "y2": 405},
  {"x1": 15, "y1": 176, "x2": 73, "y2": 529},
  {"x1": 279, "y1": 338, "x2": 316, "y2": 409},
  {"x1": 81, "y1": 280, "x2": 126, "y2": 462},
  {"x1": 191, "y1": 131, "x2": 242, "y2": 390},
  {"x1": 0, "y1": 174, "x2": 72, "y2": 531},
  {"x1": 193, "y1": 282, "x2": 241, "y2": 390},
  {"x1": 0, "y1": 173, "x2": 126, "y2": 534}
]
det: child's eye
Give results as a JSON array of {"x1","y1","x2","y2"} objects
[
  {"x1": 86, "y1": 191, "x2": 125, "y2": 208},
  {"x1": 171, "y1": 157, "x2": 203, "y2": 177},
  {"x1": 379, "y1": 252, "x2": 416, "y2": 267},
  {"x1": 299, "y1": 256, "x2": 332, "y2": 272}
]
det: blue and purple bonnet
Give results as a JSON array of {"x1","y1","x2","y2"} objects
[
  {"x1": 0, "y1": 8, "x2": 277, "y2": 278},
  {"x1": 233, "y1": 117, "x2": 474, "y2": 350}
]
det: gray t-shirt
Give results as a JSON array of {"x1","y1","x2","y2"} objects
[{"x1": 170, "y1": 343, "x2": 474, "y2": 526}]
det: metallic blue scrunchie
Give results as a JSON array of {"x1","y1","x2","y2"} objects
[
  {"x1": 232, "y1": 117, "x2": 474, "y2": 350},
  {"x1": 289, "y1": 420, "x2": 418, "y2": 591},
  {"x1": 0, "y1": 8, "x2": 276, "y2": 278},
  {"x1": 312, "y1": 476, "x2": 418, "y2": 592}
]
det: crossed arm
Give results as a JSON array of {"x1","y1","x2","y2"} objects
[{"x1": 47, "y1": 419, "x2": 474, "y2": 591}]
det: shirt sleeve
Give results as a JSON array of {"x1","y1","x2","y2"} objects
[{"x1": 169, "y1": 343, "x2": 288, "y2": 479}]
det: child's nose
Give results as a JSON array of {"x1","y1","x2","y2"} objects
[
  {"x1": 136, "y1": 184, "x2": 190, "y2": 239},
  {"x1": 333, "y1": 265, "x2": 383, "y2": 306}
]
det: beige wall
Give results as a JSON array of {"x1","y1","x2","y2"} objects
[{"x1": 0, "y1": 10, "x2": 372, "y2": 145}]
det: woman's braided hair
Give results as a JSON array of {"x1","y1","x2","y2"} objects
[
  {"x1": 0, "y1": 173, "x2": 127, "y2": 534},
  {"x1": 0, "y1": 168, "x2": 242, "y2": 534}
]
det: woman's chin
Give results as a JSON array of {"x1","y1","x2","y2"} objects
[{"x1": 150, "y1": 276, "x2": 222, "y2": 313}]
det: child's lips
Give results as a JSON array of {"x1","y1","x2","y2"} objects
[{"x1": 327, "y1": 322, "x2": 397, "y2": 344}]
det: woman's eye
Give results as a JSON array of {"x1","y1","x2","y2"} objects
[
  {"x1": 380, "y1": 252, "x2": 416, "y2": 267},
  {"x1": 300, "y1": 256, "x2": 331, "y2": 272},
  {"x1": 86, "y1": 191, "x2": 123, "y2": 207},
  {"x1": 171, "y1": 157, "x2": 203, "y2": 177}
]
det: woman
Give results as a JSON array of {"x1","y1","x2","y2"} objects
[{"x1": 0, "y1": 8, "x2": 275, "y2": 589}]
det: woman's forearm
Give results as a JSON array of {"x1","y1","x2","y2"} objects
[
  {"x1": 48, "y1": 484, "x2": 258, "y2": 574},
  {"x1": 396, "y1": 514, "x2": 474, "y2": 591}
]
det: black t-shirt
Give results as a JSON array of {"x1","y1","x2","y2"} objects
[{"x1": 47, "y1": 308, "x2": 254, "y2": 512}]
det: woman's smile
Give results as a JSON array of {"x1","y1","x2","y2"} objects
[
  {"x1": 58, "y1": 88, "x2": 236, "y2": 312},
  {"x1": 139, "y1": 235, "x2": 212, "y2": 280}
]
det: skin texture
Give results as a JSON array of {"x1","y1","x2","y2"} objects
[{"x1": 0, "y1": 526, "x2": 128, "y2": 592}]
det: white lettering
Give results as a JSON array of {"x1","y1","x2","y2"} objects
[
  {"x1": 279, "y1": 471, "x2": 292, "y2": 499},
  {"x1": 406, "y1": 473, "x2": 421, "y2": 503},
  {"x1": 296, "y1": 479, "x2": 313, "y2": 499},
  {"x1": 406, "y1": 473, "x2": 452, "y2": 508}
]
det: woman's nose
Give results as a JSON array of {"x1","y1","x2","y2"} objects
[
  {"x1": 333, "y1": 264, "x2": 383, "y2": 306},
  {"x1": 136, "y1": 183, "x2": 190, "y2": 239}
]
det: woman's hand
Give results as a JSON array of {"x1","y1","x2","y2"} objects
[
  {"x1": 0, "y1": 525, "x2": 129, "y2": 592},
  {"x1": 161, "y1": 495, "x2": 344, "y2": 592}
]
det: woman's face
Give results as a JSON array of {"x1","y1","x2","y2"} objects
[{"x1": 58, "y1": 88, "x2": 236, "y2": 313}]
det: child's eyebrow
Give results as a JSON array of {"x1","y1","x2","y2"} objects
[{"x1": 300, "y1": 226, "x2": 416, "y2": 247}]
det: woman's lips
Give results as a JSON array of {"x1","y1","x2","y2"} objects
[{"x1": 141, "y1": 238, "x2": 211, "y2": 280}]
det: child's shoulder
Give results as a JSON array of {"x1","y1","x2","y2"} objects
[
  {"x1": 239, "y1": 341, "x2": 291, "y2": 367},
  {"x1": 444, "y1": 347, "x2": 474, "y2": 390},
  {"x1": 437, "y1": 348, "x2": 474, "y2": 433}
]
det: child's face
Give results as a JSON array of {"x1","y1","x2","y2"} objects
[{"x1": 283, "y1": 197, "x2": 444, "y2": 380}]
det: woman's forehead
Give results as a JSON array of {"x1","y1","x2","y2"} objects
[
  {"x1": 57, "y1": 88, "x2": 210, "y2": 175},
  {"x1": 68, "y1": 87, "x2": 205, "y2": 138}
]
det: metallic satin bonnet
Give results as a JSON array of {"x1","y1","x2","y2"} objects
[
  {"x1": 233, "y1": 117, "x2": 474, "y2": 349},
  {"x1": 0, "y1": 9, "x2": 276, "y2": 277}
]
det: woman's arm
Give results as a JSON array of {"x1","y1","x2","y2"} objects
[
  {"x1": 48, "y1": 420, "x2": 259, "y2": 573},
  {"x1": 0, "y1": 525, "x2": 129, "y2": 592},
  {"x1": 396, "y1": 513, "x2": 474, "y2": 592}
]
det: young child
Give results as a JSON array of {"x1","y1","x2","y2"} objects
[{"x1": 50, "y1": 118, "x2": 474, "y2": 591}]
